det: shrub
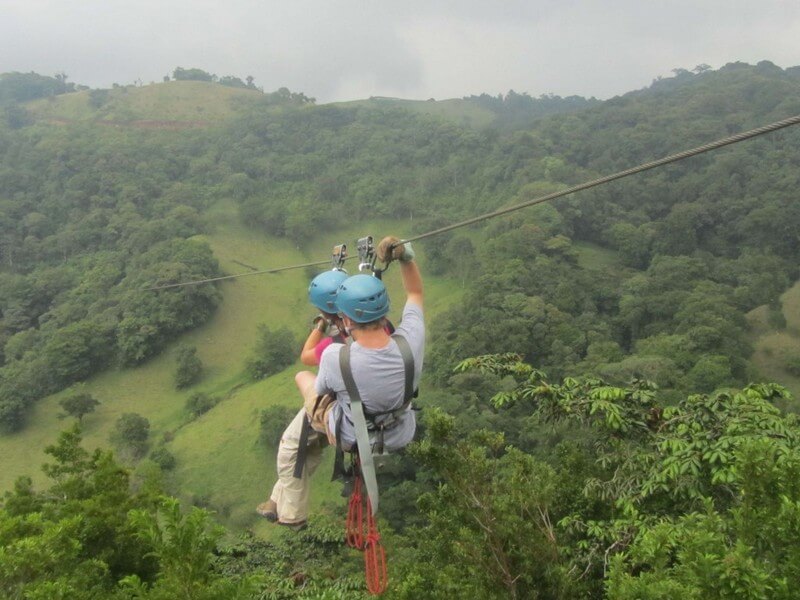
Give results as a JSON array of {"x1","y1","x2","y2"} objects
[
  {"x1": 174, "y1": 345, "x2": 203, "y2": 389},
  {"x1": 111, "y1": 413, "x2": 150, "y2": 459},
  {"x1": 246, "y1": 325, "x2": 297, "y2": 380},
  {"x1": 185, "y1": 392, "x2": 219, "y2": 417},
  {"x1": 58, "y1": 392, "x2": 100, "y2": 423},
  {"x1": 150, "y1": 446, "x2": 177, "y2": 471}
]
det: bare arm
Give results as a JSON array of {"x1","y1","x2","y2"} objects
[
  {"x1": 400, "y1": 259, "x2": 423, "y2": 308},
  {"x1": 299, "y1": 320, "x2": 327, "y2": 366}
]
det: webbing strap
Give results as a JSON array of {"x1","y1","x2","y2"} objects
[
  {"x1": 332, "y1": 410, "x2": 347, "y2": 481},
  {"x1": 293, "y1": 415, "x2": 311, "y2": 479},
  {"x1": 393, "y1": 334, "x2": 415, "y2": 403},
  {"x1": 340, "y1": 345, "x2": 380, "y2": 515}
]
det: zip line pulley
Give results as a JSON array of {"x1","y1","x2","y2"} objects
[
  {"x1": 332, "y1": 243, "x2": 347, "y2": 270},
  {"x1": 357, "y1": 235, "x2": 383, "y2": 279}
]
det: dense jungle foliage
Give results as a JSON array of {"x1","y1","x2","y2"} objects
[
  {"x1": 4, "y1": 371, "x2": 800, "y2": 598},
  {"x1": 2, "y1": 61, "x2": 800, "y2": 597}
]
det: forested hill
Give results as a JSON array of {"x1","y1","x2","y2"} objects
[
  {"x1": 0, "y1": 71, "x2": 634, "y2": 432},
  {"x1": 426, "y1": 61, "x2": 800, "y2": 400},
  {"x1": 2, "y1": 62, "x2": 800, "y2": 598}
]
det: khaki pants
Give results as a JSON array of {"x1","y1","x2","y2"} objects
[{"x1": 269, "y1": 380, "x2": 334, "y2": 524}]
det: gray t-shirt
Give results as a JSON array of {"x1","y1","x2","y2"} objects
[{"x1": 317, "y1": 302, "x2": 424, "y2": 450}]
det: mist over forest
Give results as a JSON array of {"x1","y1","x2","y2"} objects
[{"x1": 1, "y1": 61, "x2": 800, "y2": 598}]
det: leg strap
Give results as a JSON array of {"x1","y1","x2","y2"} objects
[
  {"x1": 293, "y1": 415, "x2": 311, "y2": 479},
  {"x1": 332, "y1": 409, "x2": 348, "y2": 481}
]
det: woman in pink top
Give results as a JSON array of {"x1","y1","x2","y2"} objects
[{"x1": 256, "y1": 270, "x2": 347, "y2": 527}]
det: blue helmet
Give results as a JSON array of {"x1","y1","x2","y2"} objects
[
  {"x1": 335, "y1": 274, "x2": 390, "y2": 323},
  {"x1": 308, "y1": 270, "x2": 348, "y2": 312}
]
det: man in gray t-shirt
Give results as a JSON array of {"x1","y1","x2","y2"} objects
[
  {"x1": 317, "y1": 300, "x2": 423, "y2": 450},
  {"x1": 262, "y1": 236, "x2": 424, "y2": 528}
]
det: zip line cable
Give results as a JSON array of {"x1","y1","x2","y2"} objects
[
  {"x1": 147, "y1": 257, "x2": 337, "y2": 290},
  {"x1": 396, "y1": 113, "x2": 800, "y2": 246},
  {"x1": 147, "y1": 113, "x2": 800, "y2": 291}
]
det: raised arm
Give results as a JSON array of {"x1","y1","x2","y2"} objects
[
  {"x1": 377, "y1": 236, "x2": 423, "y2": 308},
  {"x1": 299, "y1": 316, "x2": 328, "y2": 366},
  {"x1": 399, "y1": 259, "x2": 423, "y2": 308}
]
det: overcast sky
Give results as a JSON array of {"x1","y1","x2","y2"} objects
[{"x1": 2, "y1": 1, "x2": 799, "y2": 103}]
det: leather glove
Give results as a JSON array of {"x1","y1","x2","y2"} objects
[{"x1": 377, "y1": 236, "x2": 415, "y2": 264}]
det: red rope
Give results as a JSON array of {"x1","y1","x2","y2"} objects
[
  {"x1": 364, "y1": 496, "x2": 388, "y2": 595},
  {"x1": 345, "y1": 459, "x2": 389, "y2": 595},
  {"x1": 346, "y1": 471, "x2": 364, "y2": 549}
]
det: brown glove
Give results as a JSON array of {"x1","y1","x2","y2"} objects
[{"x1": 377, "y1": 236, "x2": 403, "y2": 264}]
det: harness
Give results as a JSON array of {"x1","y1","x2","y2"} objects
[
  {"x1": 292, "y1": 334, "x2": 416, "y2": 512},
  {"x1": 334, "y1": 333, "x2": 416, "y2": 515},
  {"x1": 292, "y1": 325, "x2": 402, "y2": 483}
]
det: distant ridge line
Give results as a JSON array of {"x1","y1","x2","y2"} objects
[{"x1": 45, "y1": 118, "x2": 209, "y2": 129}]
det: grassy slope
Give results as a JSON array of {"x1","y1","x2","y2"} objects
[
  {"x1": 26, "y1": 84, "x2": 495, "y2": 129},
  {"x1": 748, "y1": 280, "x2": 800, "y2": 401},
  {"x1": 0, "y1": 201, "x2": 463, "y2": 538},
  {"x1": 26, "y1": 81, "x2": 261, "y2": 122}
]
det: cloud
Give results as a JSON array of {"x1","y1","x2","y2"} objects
[{"x1": 1, "y1": 0, "x2": 799, "y2": 101}]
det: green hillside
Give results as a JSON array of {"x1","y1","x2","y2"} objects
[
  {"x1": 25, "y1": 80, "x2": 264, "y2": 123},
  {"x1": 0, "y1": 201, "x2": 462, "y2": 535},
  {"x1": 22, "y1": 81, "x2": 494, "y2": 128}
]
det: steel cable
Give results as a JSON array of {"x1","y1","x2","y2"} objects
[
  {"x1": 147, "y1": 114, "x2": 800, "y2": 290},
  {"x1": 146, "y1": 257, "x2": 337, "y2": 291},
  {"x1": 396, "y1": 113, "x2": 800, "y2": 245}
]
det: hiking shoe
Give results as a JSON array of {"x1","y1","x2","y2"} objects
[
  {"x1": 256, "y1": 500, "x2": 278, "y2": 522},
  {"x1": 277, "y1": 520, "x2": 307, "y2": 532}
]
